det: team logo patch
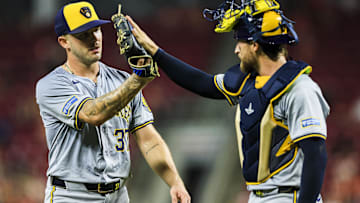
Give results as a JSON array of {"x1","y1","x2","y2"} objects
[
  {"x1": 62, "y1": 95, "x2": 78, "y2": 115},
  {"x1": 301, "y1": 117, "x2": 320, "y2": 128},
  {"x1": 80, "y1": 7, "x2": 92, "y2": 18}
]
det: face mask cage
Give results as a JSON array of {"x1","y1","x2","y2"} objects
[
  {"x1": 203, "y1": 0, "x2": 299, "y2": 45},
  {"x1": 203, "y1": 0, "x2": 242, "y2": 22}
]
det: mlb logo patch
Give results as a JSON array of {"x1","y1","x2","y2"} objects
[{"x1": 301, "y1": 117, "x2": 320, "y2": 128}]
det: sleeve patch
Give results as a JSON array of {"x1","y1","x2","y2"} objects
[
  {"x1": 301, "y1": 117, "x2": 320, "y2": 128},
  {"x1": 62, "y1": 95, "x2": 78, "y2": 115}
]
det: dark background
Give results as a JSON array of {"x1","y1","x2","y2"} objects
[{"x1": 0, "y1": 0, "x2": 359, "y2": 202}]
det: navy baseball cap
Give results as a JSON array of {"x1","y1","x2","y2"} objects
[
  {"x1": 233, "y1": 19, "x2": 253, "y2": 41},
  {"x1": 54, "y1": 1, "x2": 110, "y2": 37}
]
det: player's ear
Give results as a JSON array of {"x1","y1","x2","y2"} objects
[
  {"x1": 58, "y1": 35, "x2": 70, "y2": 50},
  {"x1": 252, "y1": 42, "x2": 260, "y2": 52}
]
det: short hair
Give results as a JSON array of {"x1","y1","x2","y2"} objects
[{"x1": 258, "y1": 43, "x2": 287, "y2": 61}]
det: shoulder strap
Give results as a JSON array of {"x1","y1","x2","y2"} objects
[
  {"x1": 261, "y1": 61, "x2": 310, "y2": 100},
  {"x1": 223, "y1": 64, "x2": 251, "y2": 96}
]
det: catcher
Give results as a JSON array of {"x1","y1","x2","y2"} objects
[
  {"x1": 126, "y1": 0, "x2": 329, "y2": 202},
  {"x1": 36, "y1": 1, "x2": 190, "y2": 203}
]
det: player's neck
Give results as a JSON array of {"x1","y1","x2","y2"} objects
[
  {"x1": 257, "y1": 55, "x2": 287, "y2": 76},
  {"x1": 65, "y1": 57, "x2": 100, "y2": 82}
]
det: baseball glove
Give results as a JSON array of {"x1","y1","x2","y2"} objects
[{"x1": 111, "y1": 4, "x2": 160, "y2": 77}]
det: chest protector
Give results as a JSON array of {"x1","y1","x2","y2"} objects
[{"x1": 224, "y1": 61, "x2": 311, "y2": 185}]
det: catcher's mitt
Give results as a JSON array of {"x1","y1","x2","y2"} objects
[{"x1": 111, "y1": 4, "x2": 160, "y2": 77}]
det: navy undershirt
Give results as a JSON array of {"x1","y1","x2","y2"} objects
[
  {"x1": 298, "y1": 138, "x2": 327, "y2": 202},
  {"x1": 153, "y1": 49, "x2": 224, "y2": 99}
]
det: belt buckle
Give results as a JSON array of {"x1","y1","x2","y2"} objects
[
  {"x1": 115, "y1": 182, "x2": 120, "y2": 191},
  {"x1": 97, "y1": 183, "x2": 112, "y2": 194},
  {"x1": 255, "y1": 190, "x2": 264, "y2": 197}
]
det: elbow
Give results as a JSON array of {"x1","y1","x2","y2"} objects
[
  {"x1": 153, "y1": 161, "x2": 172, "y2": 177},
  {"x1": 81, "y1": 114, "x2": 107, "y2": 126},
  {"x1": 300, "y1": 137, "x2": 328, "y2": 166},
  {"x1": 90, "y1": 119, "x2": 105, "y2": 126},
  {"x1": 78, "y1": 99, "x2": 111, "y2": 127}
]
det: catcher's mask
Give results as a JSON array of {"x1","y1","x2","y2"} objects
[
  {"x1": 54, "y1": 1, "x2": 110, "y2": 37},
  {"x1": 203, "y1": 0, "x2": 298, "y2": 45}
]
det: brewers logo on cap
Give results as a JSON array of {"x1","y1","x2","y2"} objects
[
  {"x1": 54, "y1": 1, "x2": 110, "y2": 36},
  {"x1": 80, "y1": 7, "x2": 92, "y2": 18}
]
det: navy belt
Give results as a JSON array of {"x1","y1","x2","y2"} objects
[
  {"x1": 52, "y1": 177, "x2": 122, "y2": 195},
  {"x1": 253, "y1": 186, "x2": 299, "y2": 197}
]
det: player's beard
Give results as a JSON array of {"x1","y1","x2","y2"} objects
[{"x1": 240, "y1": 50, "x2": 259, "y2": 73}]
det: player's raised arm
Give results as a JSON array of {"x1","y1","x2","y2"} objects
[
  {"x1": 126, "y1": 16, "x2": 225, "y2": 100},
  {"x1": 79, "y1": 5, "x2": 162, "y2": 127},
  {"x1": 133, "y1": 124, "x2": 191, "y2": 203},
  {"x1": 79, "y1": 70, "x2": 152, "y2": 126}
]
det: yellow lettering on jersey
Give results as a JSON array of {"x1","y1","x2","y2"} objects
[{"x1": 115, "y1": 104, "x2": 131, "y2": 123}]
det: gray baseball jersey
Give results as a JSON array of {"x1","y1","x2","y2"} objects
[
  {"x1": 36, "y1": 61, "x2": 153, "y2": 184},
  {"x1": 214, "y1": 73, "x2": 330, "y2": 190}
]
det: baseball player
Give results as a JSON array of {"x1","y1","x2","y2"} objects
[
  {"x1": 35, "y1": 1, "x2": 190, "y2": 203},
  {"x1": 126, "y1": 0, "x2": 329, "y2": 202}
]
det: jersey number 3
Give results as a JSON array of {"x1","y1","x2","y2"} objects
[{"x1": 114, "y1": 129, "x2": 129, "y2": 152}]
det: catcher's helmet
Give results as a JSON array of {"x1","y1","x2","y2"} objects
[
  {"x1": 203, "y1": 0, "x2": 298, "y2": 45},
  {"x1": 243, "y1": 9, "x2": 298, "y2": 45}
]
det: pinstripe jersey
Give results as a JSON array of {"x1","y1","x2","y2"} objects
[
  {"x1": 214, "y1": 64, "x2": 330, "y2": 190},
  {"x1": 36, "y1": 62, "x2": 153, "y2": 183}
]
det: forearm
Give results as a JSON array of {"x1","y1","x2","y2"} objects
[
  {"x1": 126, "y1": 16, "x2": 223, "y2": 99},
  {"x1": 80, "y1": 74, "x2": 152, "y2": 126},
  {"x1": 153, "y1": 49, "x2": 224, "y2": 99},
  {"x1": 135, "y1": 126, "x2": 184, "y2": 187},
  {"x1": 145, "y1": 139, "x2": 184, "y2": 187},
  {"x1": 298, "y1": 138, "x2": 327, "y2": 203}
]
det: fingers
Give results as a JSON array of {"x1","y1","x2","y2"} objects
[
  {"x1": 135, "y1": 58, "x2": 151, "y2": 66},
  {"x1": 125, "y1": 16, "x2": 144, "y2": 45},
  {"x1": 125, "y1": 15, "x2": 159, "y2": 55},
  {"x1": 126, "y1": 16, "x2": 141, "y2": 31},
  {"x1": 171, "y1": 194, "x2": 178, "y2": 203},
  {"x1": 126, "y1": 16, "x2": 140, "y2": 35},
  {"x1": 137, "y1": 58, "x2": 145, "y2": 66},
  {"x1": 170, "y1": 190, "x2": 191, "y2": 203},
  {"x1": 180, "y1": 193, "x2": 191, "y2": 203},
  {"x1": 177, "y1": 195, "x2": 191, "y2": 203},
  {"x1": 125, "y1": 16, "x2": 135, "y2": 28}
]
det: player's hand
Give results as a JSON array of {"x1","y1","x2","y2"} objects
[
  {"x1": 126, "y1": 16, "x2": 159, "y2": 56},
  {"x1": 133, "y1": 57, "x2": 156, "y2": 80},
  {"x1": 136, "y1": 57, "x2": 151, "y2": 66},
  {"x1": 170, "y1": 184, "x2": 191, "y2": 203}
]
